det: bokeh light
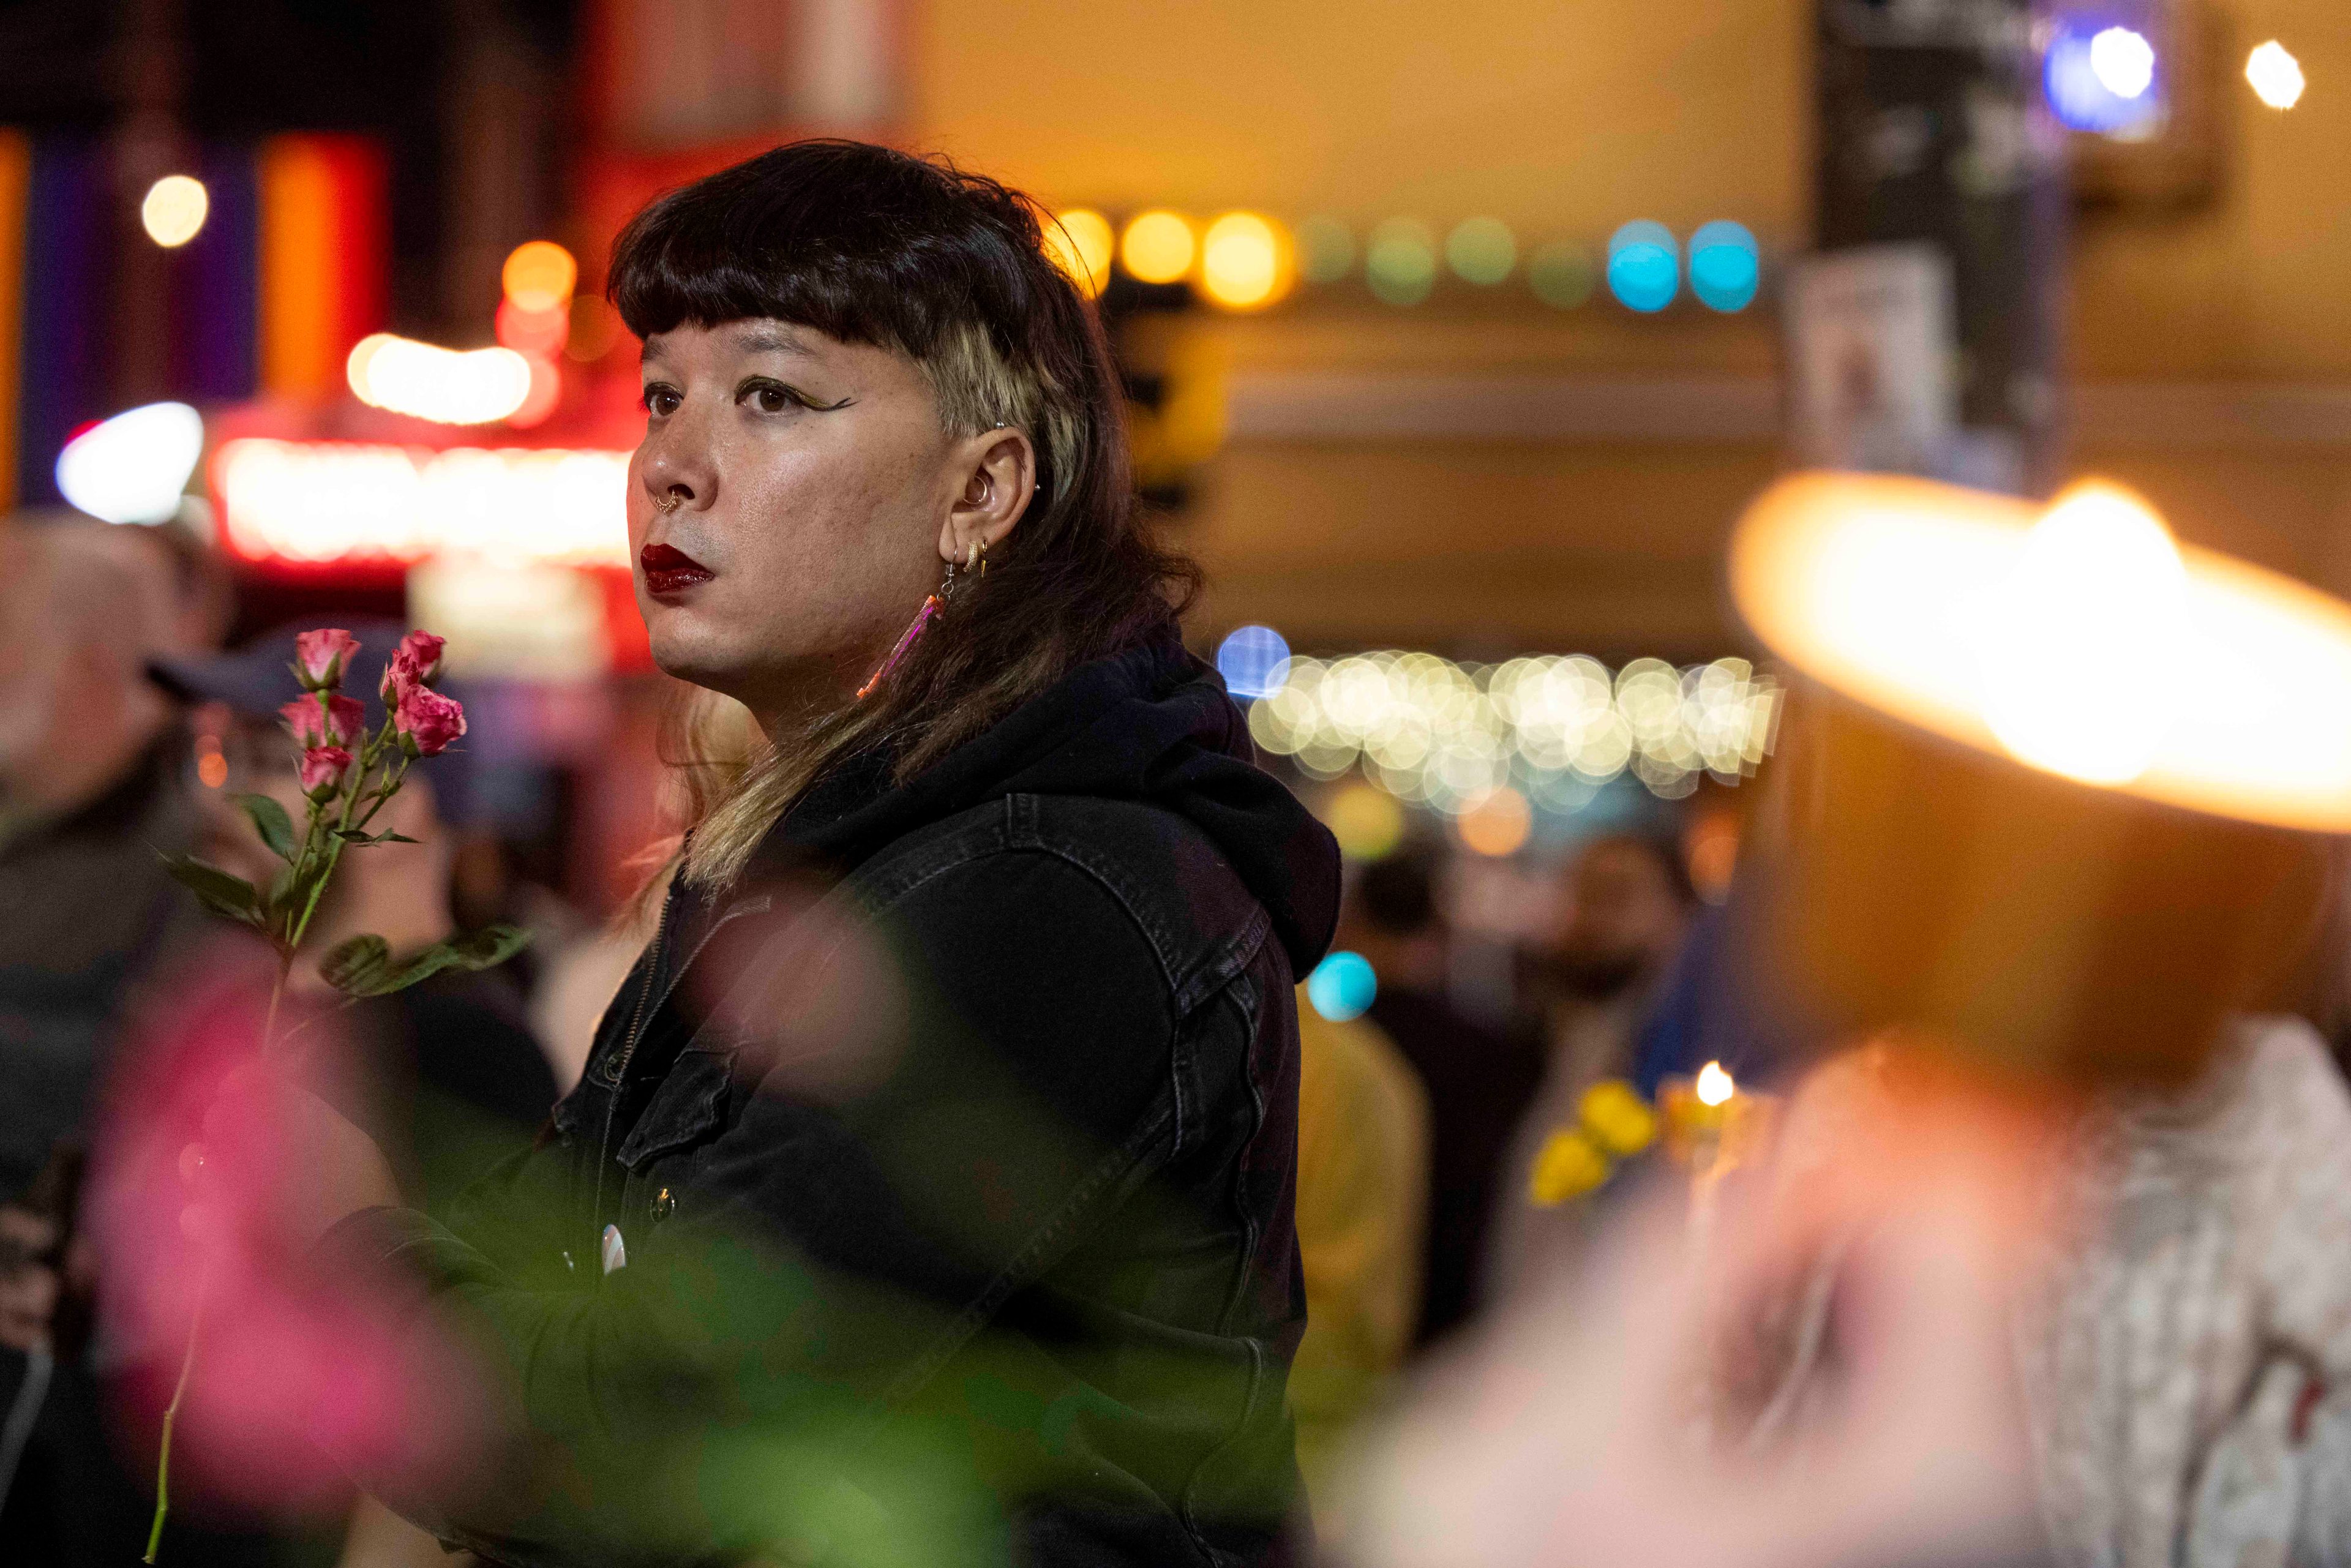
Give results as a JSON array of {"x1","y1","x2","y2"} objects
[
  {"x1": 2247, "y1": 41, "x2": 2306, "y2": 110},
  {"x1": 347, "y1": 333, "x2": 534, "y2": 425},
  {"x1": 1323, "y1": 782, "x2": 1406, "y2": 861},
  {"x1": 565, "y1": 294, "x2": 623, "y2": 362},
  {"x1": 1607, "y1": 220, "x2": 1679, "y2": 312},
  {"x1": 1247, "y1": 648, "x2": 1780, "y2": 808},
  {"x1": 1366, "y1": 218, "x2": 1439, "y2": 306},
  {"x1": 1120, "y1": 210, "x2": 1196, "y2": 284},
  {"x1": 495, "y1": 297, "x2": 569, "y2": 356},
  {"x1": 1976, "y1": 481, "x2": 2188, "y2": 787},
  {"x1": 1528, "y1": 241, "x2": 1598, "y2": 309},
  {"x1": 1295, "y1": 216, "x2": 1356, "y2": 285},
  {"x1": 2045, "y1": 23, "x2": 2163, "y2": 135},
  {"x1": 2089, "y1": 25, "x2": 2156, "y2": 99},
  {"x1": 1455, "y1": 787, "x2": 1532, "y2": 857},
  {"x1": 1307, "y1": 951, "x2": 1378, "y2": 1022},
  {"x1": 140, "y1": 174, "x2": 209, "y2": 248},
  {"x1": 1216, "y1": 623, "x2": 1293, "y2": 699},
  {"x1": 501, "y1": 240, "x2": 577, "y2": 313},
  {"x1": 1687, "y1": 220, "x2": 1760, "y2": 313},
  {"x1": 56, "y1": 402, "x2": 204, "y2": 524},
  {"x1": 1696, "y1": 1060, "x2": 1736, "y2": 1106},
  {"x1": 1445, "y1": 217, "x2": 1517, "y2": 285},
  {"x1": 506, "y1": 354, "x2": 564, "y2": 429},
  {"x1": 1044, "y1": 208, "x2": 1116, "y2": 297},
  {"x1": 1198, "y1": 212, "x2": 1294, "y2": 310}
]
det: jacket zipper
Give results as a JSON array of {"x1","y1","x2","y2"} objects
[{"x1": 590, "y1": 885, "x2": 771, "y2": 1244}]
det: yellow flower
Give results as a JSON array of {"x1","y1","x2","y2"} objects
[
  {"x1": 1579, "y1": 1078, "x2": 1659, "y2": 1157},
  {"x1": 1529, "y1": 1128, "x2": 1610, "y2": 1207}
]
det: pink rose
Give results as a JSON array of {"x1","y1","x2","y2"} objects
[
  {"x1": 392, "y1": 685, "x2": 466, "y2": 757},
  {"x1": 280, "y1": 694, "x2": 363, "y2": 750},
  {"x1": 397, "y1": 630, "x2": 446, "y2": 683},
  {"x1": 380, "y1": 631, "x2": 447, "y2": 702},
  {"x1": 293, "y1": 629, "x2": 361, "y2": 691},
  {"x1": 298, "y1": 746, "x2": 352, "y2": 800}
]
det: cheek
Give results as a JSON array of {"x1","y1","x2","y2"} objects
[{"x1": 722, "y1": 435, "x2": 935, "y2": 602}]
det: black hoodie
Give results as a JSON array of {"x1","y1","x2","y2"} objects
[{"x1": 329, "y1": 633, "x2": 1340, "y2": 1568}]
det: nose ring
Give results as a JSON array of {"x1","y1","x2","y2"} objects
[{"x1": 656, "y1": 492, "x2": 683, "y2": 514}]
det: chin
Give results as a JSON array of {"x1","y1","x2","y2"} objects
[{"x1": 643, "y1": 607, "x2": 752, "y2": 696}]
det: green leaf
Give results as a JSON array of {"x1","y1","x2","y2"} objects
[
  {"x1": 345, "y1": 923, "x2": 533, "y2": 997},
  {"x1": 162, "y1": 855, "x2": 263, "y2": 926},
  {"x1": 230, "y1": 793, "x2": 299, "y2": 861},
  {"x1": 446, "y1": 922, "x2": 533, "y2": 970},
  {"x1": 333, "y1": 829, "x2": 423, "y2": 846},
  {"x1": 319, "y1": 934, "x2": 392, "y2": 993},
  {"x1": 377, "y1": 832, "x2": 420, "y2": 845}
]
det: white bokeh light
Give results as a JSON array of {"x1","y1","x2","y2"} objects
[{"x1": 56, "y1": 402, "x2": 204, "y2": 524}]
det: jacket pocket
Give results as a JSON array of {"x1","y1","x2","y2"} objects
[{"x1": 615, "y1": 1047, "x2": 737, "y2": 1171}]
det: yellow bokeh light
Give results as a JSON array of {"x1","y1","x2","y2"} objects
[
  {"x1": 502, "y1": 240, "x2": 578, "y2": 312},
  {"x1": 1044, "y1": 209, "x2": 1115, "y2": 297},
  {"x1": 1696, "y1": 1061, "x2": 1735, "y2": 1106},
  {"x1": 141, "y1": 174, "x2": 209, "y2": 248},
  {"x1": 2247, "y1": 40, "x2": 2306, "y2": 110},
  {"x1": 346, "y1": 332, "x2": 533, "y2": 425},
  {"x1": 1978, "y1": 481, "x2": 2187, "y2": 787},
  {"x1": 1197, "y1": 212, "x2": 1294, "y2": 311},
  {"x1": 1120, "y1": 210, "x2": 1196, "y2": 285},
  {"x1": 1455, "y1": 786, "x2": 1532, "y2": 857},
  {"x1": 1323, "y1": 781, "x2": 1404, "y2": 860}
]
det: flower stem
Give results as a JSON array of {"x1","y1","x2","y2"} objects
[
  {"x1": 148, "y1": 956, "x2": 287, "y2": 1562},
  {"x1": 143, "y1": 1262, "x2": 212, "y2": 1563}
]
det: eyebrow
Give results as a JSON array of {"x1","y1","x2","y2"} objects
[{"x1": 729, "y1": 323, "x2": 816, "y2": 356}]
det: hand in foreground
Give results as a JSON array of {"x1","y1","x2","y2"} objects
[{"x1": 1345, "y1": 1056, "x2": 2053, "y2": 1568}]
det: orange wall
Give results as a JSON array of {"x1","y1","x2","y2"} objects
[{"x1": 904, "y1": 2, "x2": 2351, "y2": 653}]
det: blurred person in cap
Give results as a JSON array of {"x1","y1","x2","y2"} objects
[
  {"x1": 1341, "y1": 849, "x2": 1542, "y2": 1348},
  {"x1": 0, "y1": 512, "x2": 228, "y2": 1204},
  {"x1": 163, "y1": 140, "x2": 1338, "y2": 1568},
  {"x1": 1288, "y1": 979, "x2": 1428, "y2": 1548},
  {"x1": 0, "y1": 512, "x2": 238, "y2": 1559},
  {"x1": 151, "y1": 618, "x2": 558, "y2": 1212}
]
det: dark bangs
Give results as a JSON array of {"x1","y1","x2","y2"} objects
[{"x1": 607, "y1": 140, "x2": 1047, "y2": 373}]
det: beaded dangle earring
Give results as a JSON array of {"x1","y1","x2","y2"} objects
[{"x1": 856, "y1": 539, "x2": 984, "y2": 699}]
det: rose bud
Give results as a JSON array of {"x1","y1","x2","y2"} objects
[
  {"x1": 292, "y1": 629, "x2": 361, "y2": 691},
  {"x1": 283, "y1": 694, "x2": 364, "y2": 750},
  {"x1": 298, "y1": 746, "x2": 353, "y2": 800},
  {"x1": 395, "y1": 630, "x2": 446, "y2": 685},
  {"x1": 392, "y1": 685, "x2": 467, "y2": 758}
]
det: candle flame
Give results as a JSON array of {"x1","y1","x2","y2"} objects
[{"x1": 1696, "y1": 1060, "x2": 1735, "y2": 1106}]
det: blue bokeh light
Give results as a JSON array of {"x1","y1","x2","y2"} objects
[
  {"x1": 1306, "y1": 951, "x2": 1378, "y2": 1022},
  {"x1": 1606, "y1": 220, "x2": 1679, "y2": 313},
  {"x1": 2044, "y1": 24, "x2": 2163, "y2": 135},
  {"x1": 1216, "y1": 624, "x2": 1292, "y2": 700},
  {"x1": 1687, "y1": 220, "x2": 1759, "y2": 313}
]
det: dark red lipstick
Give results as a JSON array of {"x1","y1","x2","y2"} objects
[{"x1": 640, "y1": 542, "x2": 713, "y2": 596}]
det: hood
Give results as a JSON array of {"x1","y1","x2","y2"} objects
[{"x1": 754, "y1": 629, "x2": 1341, "y2": 977}]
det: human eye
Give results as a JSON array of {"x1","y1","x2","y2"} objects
[
  {"x1": 639, "y1": 381, "x2": 683, "y2": 418},
  {"x1": 738, "y1": 377, "x2": 817, "y2": 416}
]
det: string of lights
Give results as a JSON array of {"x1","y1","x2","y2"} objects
[{"x1": 1220, "y1": 629, "x2": 1783, "y2": 811}]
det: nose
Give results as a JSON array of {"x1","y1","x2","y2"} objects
[{"x1": 637, "y1": 424, "x2": 714, "y2": 517}]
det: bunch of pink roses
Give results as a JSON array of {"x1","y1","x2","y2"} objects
[{"x1": 149, "y1": 626, "x2": 523, "y2": 1562}]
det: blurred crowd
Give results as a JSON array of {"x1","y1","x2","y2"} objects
[{"x1": 6, "y1": 505, "x2": 2351, "y2": 1568}]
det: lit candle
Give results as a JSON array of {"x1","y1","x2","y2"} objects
[{"x1": 1727, "y1": 471, "x2": 2347, "y2": 1085}]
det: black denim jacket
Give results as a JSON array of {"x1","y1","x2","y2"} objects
[{"x1": 329, "y1": 636, "x2": 1342, "y2": 1568}]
